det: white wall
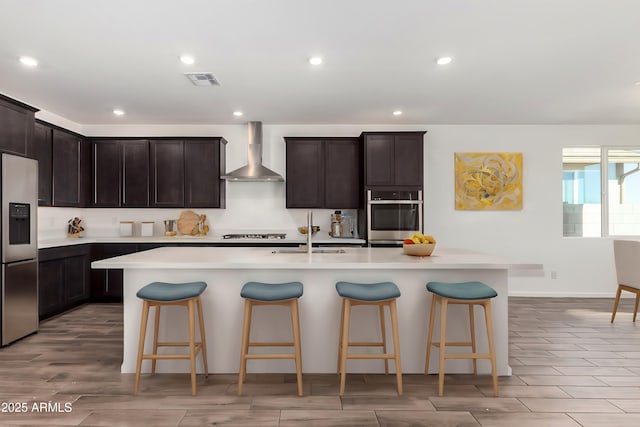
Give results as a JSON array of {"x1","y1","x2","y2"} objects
[{"x1": 36, "y1": 112, "x2": 640, "y2": 297}]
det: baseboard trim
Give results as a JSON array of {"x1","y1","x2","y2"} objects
[{"x1": 508, "y1": 291, "x2": 625, "y2": 298}]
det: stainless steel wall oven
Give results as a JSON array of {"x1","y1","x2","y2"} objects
[{"x1": 367, "y1": 189, "x2": 423, "y2": 244}]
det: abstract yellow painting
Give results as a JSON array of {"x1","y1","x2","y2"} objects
[{"x1": 455, "y1": 152, "x2": 523, "y2": 210}]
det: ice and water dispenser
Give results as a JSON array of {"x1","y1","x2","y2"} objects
[{"x1": 8, "y1": 202, "x2": 31, "y2": 245}]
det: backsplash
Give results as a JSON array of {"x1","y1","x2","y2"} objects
[{"x1": 38, "y1": 206, "x2": 359, "y2": 240}]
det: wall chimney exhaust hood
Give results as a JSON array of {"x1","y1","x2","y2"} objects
[{"x1": 221, "y1": 121, "x2": 284, "y2": 182}]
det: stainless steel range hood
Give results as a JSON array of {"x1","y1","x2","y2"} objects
[{"x1": 221, "y1": 121, "x2": 284, "y2": 182}]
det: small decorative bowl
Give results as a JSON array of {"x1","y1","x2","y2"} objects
[
  {"x1": 298, "y1": 225, "x2": 320, "y2": 235},
  {"x1": 403, "y1": 243, "x2": 435, "y2": 256}
]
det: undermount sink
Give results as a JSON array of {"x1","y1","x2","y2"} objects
[{"x1": 271, "y1": 248, "x2": 346, "y2": 254}]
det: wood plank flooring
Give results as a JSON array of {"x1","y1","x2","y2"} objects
[{"x1": 0, "y1": 298, "x2": 639, "y2": 426}]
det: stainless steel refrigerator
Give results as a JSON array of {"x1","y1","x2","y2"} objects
[{"x1": 1, "y1": 153, "x2": 38, "y2": 346}]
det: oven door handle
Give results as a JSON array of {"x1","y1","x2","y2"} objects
[{"x1": 368, "y1": 200, "x2": 424, "y2": 205}]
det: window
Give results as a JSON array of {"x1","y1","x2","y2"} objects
[{"x1": 563, "y1": 147, "x2": 640, "y2": 237}]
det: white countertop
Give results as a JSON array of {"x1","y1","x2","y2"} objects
[
  {"x1": 39, "y1": 234, "x2": 366, "y2": 249},
  {"x1": 92, "y1": 246, "x2": 541, "y2": 271}
]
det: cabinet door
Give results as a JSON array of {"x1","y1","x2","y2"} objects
[
  {"x1": 150, "y1": 140, "x2": 184, "y2": 207},
  {"x1": 0, "y1": 96, "x2": 35, "y2": 157},
  {"x1": 90, "y1": 243, "x2": 136, "y2": 301},
  {"x1": 52, "y1": 130, "x2": 83, "y2": 207},
  {"x1": 394, "y1": 134, "x2": 423, "y2": 186},
  {"x1": 365, "y1": 134, "x2": 395, "y2": 186},
  {"x1": 92, "y1": 141, "x2": 121, "y2": 207},
  {"x1": 286, "y1": 139, "x2": 324, "y2": 208},
  {"x1": 64, "y1": 255, "x2": 89, "y2": 304},
  {"x1": 122, "y1": 140, "x2": 149, "y2": 207},
  {"x1": 185, "y1": 139, "x2": 221, "y2": 208},
  {"x1": 324, "y1": 139, "x2": 361, "y2": 208},
  {"x1": 105, "y1": 270, "x2": 124, "y2": 299},
  {"x1": 33, "y1": 122, "x2": 52, "y2": 206},
  {"x1": 38, "y1": 259, "x2": 65, "y2": 320}
]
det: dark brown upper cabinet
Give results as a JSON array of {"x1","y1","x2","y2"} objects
[
  {"x1": 184, "y1": 139, "x2": 226, "y2": 208},
  {"x1": 324, "y1": 139, "x2": 362, "y2": 209},
  {"x1": 285, "y1": 137, "x2": 361, "y2": 209},
  {"x1": 150, "y1": 138, "x2": 227, "y2": 208},
  {"x1": 362, "y1": 131, "x2": 425, "y2": 188},
  {"x1": 0, "y1": 94, "x2": 37, "y2": 158},
  {"x1": 52, "y1": 128, "x2": 90, "y2": 207},
  {"x1": 150, "y1": 140, "x2": 185, "y2": 207},
  {"x1": 92, "y1": 140, "x2": 121, "y2": 207},
  {"x1": 285, "y1": 139, "x2": 324, "y2": 208},
  {"x1": 33, "y1": 121, "x2": 53, "y2": 206},
  {"x1": 123, "y1": 141, "x2": 150, "y2": 207},
  {"x1": 92, "y1": 139, "x2": 149, "y2": 207}
]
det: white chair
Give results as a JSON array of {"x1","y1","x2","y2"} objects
[{"x1": 611, "y1": 240, "x2": 640, "y2": 323}]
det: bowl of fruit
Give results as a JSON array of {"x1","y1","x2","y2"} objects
[{"x1": 403, "y1": 233, "x2": 436, "y2": 256}]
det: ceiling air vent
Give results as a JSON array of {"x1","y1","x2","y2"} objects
[{"x1": 184, "y1": 72, "x2": 220, "y2": 87}]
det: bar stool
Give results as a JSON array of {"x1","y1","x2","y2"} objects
[
  {"x1": 425, "y1": 281, "x2": 498, "y2": 397},
  {"x1": 336, "y1": 281, "x2": 402, "y2": 396},
  {"x1": 238, "y1": 281, "x2": 304, "y2": 396},
  {"x1": 134, "y1": 281, "x2": 208, "y2": 396}
]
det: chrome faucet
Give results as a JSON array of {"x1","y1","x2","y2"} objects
[{"x1": 307, "y1": 210, "x2": 313, "y2": 254}]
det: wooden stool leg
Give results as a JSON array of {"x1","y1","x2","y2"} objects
[
  {"x1": 611, "y1": 285, "x2": 622, "y2": 323},
  {"x1": 438, "y1": 297, "x2": 448, "y2": 397},
  {"x1": 483, "y1": 301, "x2": 498, "y2": 397},
  {"x1": 290, "y1": 299, "x2": 304, "y2": 397},
  {"x1": 196, "y1": 297, "x2": 209, "y2": 377},
  {"x1": 134, "y1": 300, "x2": 150, "y2": 395},
  {"x1": 151, "y1": 305, "x2": 161, "y2": 374},
  {"x1": 238, "y1": 299, "x2": 252, "y2": 396},
  {"x1": 389, "y1": 299, "x2": 403, "y2": 396},
  {"x1": 336, "y1": 299, "x2": 345, "y2": 374},
  {"x1": 468, "y1": 303, "x2": 477, "y2": 375},
  {"x1": 425, "y1": 294, "x2": 436, "y2": 375},
  {"x1": 339, "y1": 299, "x2": 351, "y2": 396},
  {"x1": 379, "y1": 304, "x2": 389, "y2": 375},
  {"x1": 187, "y1": 299, "x2": 197, "y2": 396},
  {"x1": 634, "y1": 292, "x2": 640, "y2": 322}
]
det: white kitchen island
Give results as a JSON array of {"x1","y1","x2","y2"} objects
[{"x1": 92, "y1": 246, "x2": 535, "y2": 376}]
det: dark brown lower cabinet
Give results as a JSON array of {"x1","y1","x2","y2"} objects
[
  {"x1": 38, "y1": 259, "x2": 65, "y2": 319},
  {"x1": 38, "y1": 245, "x2": 90, "y2": 320},
  {"x1": 90, "y1": 244, "x2": 138, "y2": 301}
]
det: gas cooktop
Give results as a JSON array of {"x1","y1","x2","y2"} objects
[{"x1": 222, "y1": 233, "x2": 287, "y2": 240}]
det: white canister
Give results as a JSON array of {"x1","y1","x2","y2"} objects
[
  {"x1": 141, "y1": 221, "x2": 154, "y2": 237},
  {"x1": 119, "y1": 221, "x2": 134, "y2": 237}
]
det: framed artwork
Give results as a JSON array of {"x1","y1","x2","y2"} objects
[{"x1": 454, "y1": 152, "x2": 523, "y2": 210}]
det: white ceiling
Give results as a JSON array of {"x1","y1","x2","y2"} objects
[{"x1": 1, "y1": 0, "x2": 639, "y2": 125}]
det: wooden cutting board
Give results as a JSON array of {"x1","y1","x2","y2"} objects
[{"x1": 177, "y1": 210, "x2": 201, "y2": 235}]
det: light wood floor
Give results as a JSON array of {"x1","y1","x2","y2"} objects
[{"x1": 1, "y1": 298, "x2": 639, "y2": 426}]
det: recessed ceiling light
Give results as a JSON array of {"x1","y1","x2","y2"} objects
[
  {"x1": 19, "y1": 56, "x2": 38, "y2": 67},
  {"x1": 113, "y1": 109, "x2": 125, "y2": 116},
  {"x1": 309, "y1": 57, "x2": 323, "y2": 66},
  {"x1": 179, "y1": 55, "x2": 195, "y2": 65},
  {"x1": 393, "y1": 110, "x2": 403, "y2": 116},
  {"x1": 233, "y1": 111, "x2": 243, "y2": 117},
  {"x1": 436, "y1": 56, "x2": 453, "y2": 65},
  {"x1": 635, "y1": 81, "x2": 640, "y2": 86}
]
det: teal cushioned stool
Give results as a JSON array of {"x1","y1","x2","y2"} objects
[
  {"x1": 238, "y1": 282, "x2": 304, "y2": 396},
  {"x1": 134, "y1": 281, "x2": 209, "y2": 396},
  {"x1": 335, "y1": 281, "x2": 403, "y2": 396},
  {"x1": 425, "y1": 281, "x2": 498, "y2": 397}
]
